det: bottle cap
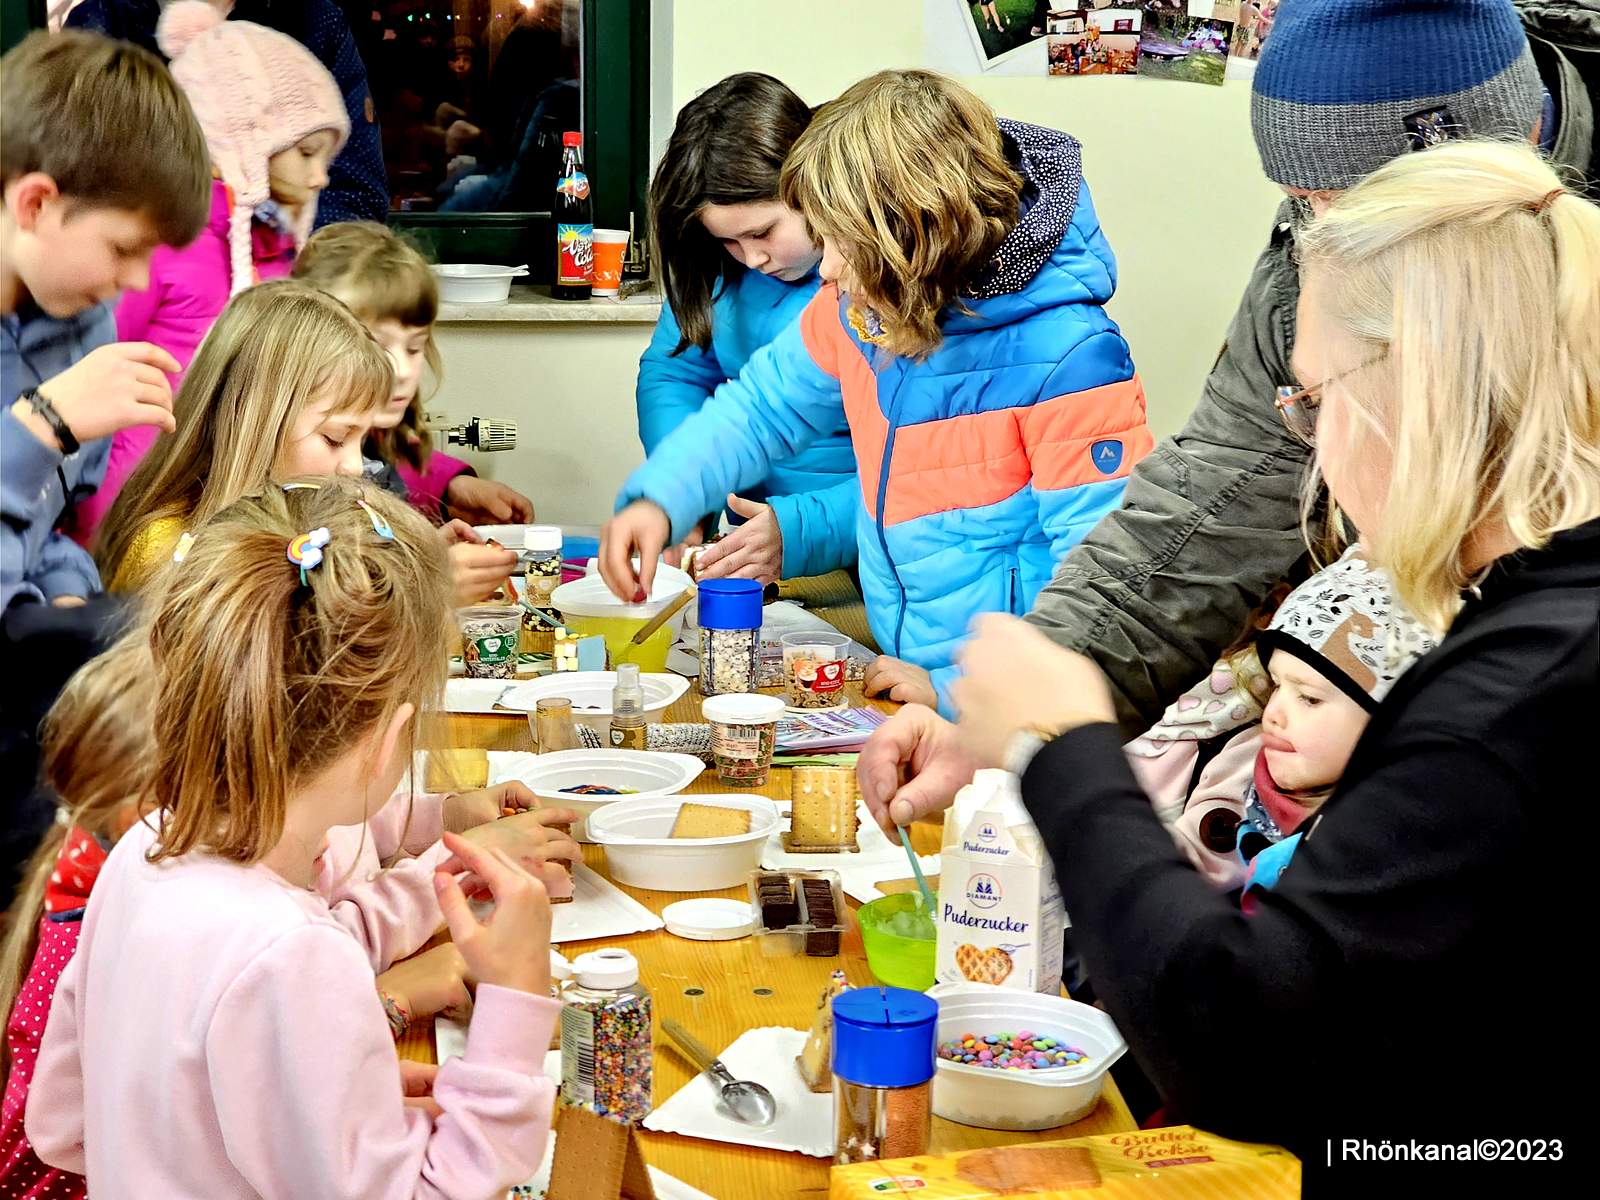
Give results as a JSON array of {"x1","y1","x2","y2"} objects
[
  {"x1": 697, "y1": 578, "x2": 763, "y2": 630},
  {"x1": 701, "y1": 692, "x2": 785, "y2": 726},
  {"x1": 572, "y1": 948, "x2": 639, "y2": 990},
  {"x1": 524, "y1": 525, "x2": 562, "y2": 553},
  {"x1": 832, "y1": 987, "x2": 938, "y2": 1088},
  {"x1": 562, "y1": 131, "x2": 583, "y2": 147}
]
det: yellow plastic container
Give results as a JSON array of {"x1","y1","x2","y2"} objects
[
  {"x1": 550, "y1": 565, "x2": 693, "y2": 674},
  {"x1": 557, "y1": 613, "x2": 675, "y2": 672}
]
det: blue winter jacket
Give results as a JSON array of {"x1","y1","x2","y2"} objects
[
  {"x1": 621, "y1": 121, "x2": 1153, "y2": 716},
  {"x1": 1, "y1": 302, "x2": 116, "y2": 611},
  {"x1": 637, "y1": 268, "x2": 858, "y2": 579}
]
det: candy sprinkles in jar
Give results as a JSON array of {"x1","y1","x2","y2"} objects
[
  {"x1": 559, "y1": 948, "x2": 653, "y2": 1124},
  {"x1": 523, "y1": 525, "x2": 563, "y2": 605},
  {"x1": 457, "y1": 605, "x2": 521, "y2": 678},
  {"x1": 833, "y1": 987, "x2": 937, "y2": 1164},
  {"x1": 697, "y1": 578, "x2": 763, "y2": 696}
]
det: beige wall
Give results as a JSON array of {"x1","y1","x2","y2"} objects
[{"x1": 435, "y1": 0, "x2": 1285, "y2": 525}]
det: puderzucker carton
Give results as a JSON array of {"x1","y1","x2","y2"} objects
[{"x1": 935, "y1": 770, "x2": 1065, "y2": 994}]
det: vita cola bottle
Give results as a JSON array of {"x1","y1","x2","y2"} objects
[{"x1": 552, "y1": 131, "x2": 594, "y2": 301}]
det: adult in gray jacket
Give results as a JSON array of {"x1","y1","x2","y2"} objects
[{"x1": 865, "y1": 0, "x2": 1597, "y2": 752}]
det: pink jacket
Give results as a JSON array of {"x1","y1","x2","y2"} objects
[
  {"x1": 74, "y1": 180, "x2": 298, "y2": 546},
  {"x1": 396, "y1": 453, "x2": 474, "y2": 520},
  {"x1": 25, "y1": 818, "x2": 555, "y2": 1199}
]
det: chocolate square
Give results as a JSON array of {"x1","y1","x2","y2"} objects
[{"x1": 756, "y1": 873, "x2": 799, "y2": 929}]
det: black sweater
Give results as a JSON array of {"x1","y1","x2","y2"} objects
[{"x1": 1023, "y1": 518, "x2": 1598, "y2": 1192}]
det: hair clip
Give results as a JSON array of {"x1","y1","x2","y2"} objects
[
  {"x1": 171, "y1": 532, "x2": 197, "y2": 564},
  {"x1": 281, "y1": 481, "x2": 321, "y2": 492},
  {"x1": 1533, "y1": 188, "x2": 1565, "y2": 214},
  {"x1": 355, "y1": 499, "x2": 394, "y2": 541},
  {"x1": 287, "y1": 527, "x2": 332, "y2": 585}
]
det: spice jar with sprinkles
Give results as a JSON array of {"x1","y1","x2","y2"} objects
[
  {"x1": 697, "y1": 578, "x2": 763, "y2": 696},
  {"x1": 702, "y1": 692, "x2": 785, "y2": 787},
  {"x1": 523, "y1": 525, "x2": 564, "y2": 605},
  {"x1": 559, "y1": 948, "x2": 654, "y2": 1124},
  {"x1": 457, "y1": 604, "x2": 522, "y2": 679},
  {"x1": 833, "y1": 986, "x2": 938, "y2": 1164}
]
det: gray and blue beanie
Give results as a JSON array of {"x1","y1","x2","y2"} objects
[{"x1": 1251, "y1": 0, "x2": 1545, "y2": 191}]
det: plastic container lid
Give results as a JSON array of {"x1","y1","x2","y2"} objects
[
  {"x1": 833, "y1": 987, "x2": 938, "y2": 1088},
  {"x1": 571, "y1": 948, "x2": 638, "y2": 989},
  {"x1": 698, "y1": 579, "x2": 763, "y2": 630},
  {"x1": 701, "y1": 693, "x2": 787, "y2": 726},
  {"x1": 524, "y1": 525, "x2": 562, "y2": 553},
  {"x1": 662, "y1": 898, "x2": 755, "y2": 941}
]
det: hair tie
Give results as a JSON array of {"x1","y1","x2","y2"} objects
[
  {"x1": 356, "y1": 499, "x2": 394, "y2": 541},
  {"x1": 1533, "y1": 188, "x2": 1565, "y2": 214},
  {"x1": 287, "y1": 527, "x2": 331, "y2": 585}
]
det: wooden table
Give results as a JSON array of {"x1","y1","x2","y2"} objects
[{"x1": 401, "y1": 685, "x2": 1134, "y2": 1199}]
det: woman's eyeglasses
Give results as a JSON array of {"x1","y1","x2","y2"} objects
[{"x1": 1274, "y1": 354, "x2": 1386, "y2": 447}]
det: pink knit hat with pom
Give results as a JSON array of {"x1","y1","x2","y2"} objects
[{"x1": 157, "y1": 1, "x2": 350, "y2": 296}]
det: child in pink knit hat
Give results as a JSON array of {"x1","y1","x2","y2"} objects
[{"x1": 76, "y1": 0, "x2": 351, "y2": 546}]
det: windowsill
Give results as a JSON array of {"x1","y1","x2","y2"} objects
[{"x1": 436, "y1": 284, "x2": 662, "y2": 324}]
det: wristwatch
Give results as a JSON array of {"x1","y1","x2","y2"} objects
[{"x1": 19, "y1": 387, "x2": 79, "y2": 455}]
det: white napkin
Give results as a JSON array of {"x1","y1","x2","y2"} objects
[
  {"x1": 552, "y1": 865, "x2": 664, "y2": 942},
  {"x1": 762, "y1": 801, "x2": 940, "y2": 904},
  {"x1": 444, "y1": 678, "x2": 516, "y2": 714},
  {"x1": 433, "y1": 1023, "x2": 714, "y2": 1200},
  {"x1": 643, "y1": 1026, "x2": 833, "y2": 1158}
]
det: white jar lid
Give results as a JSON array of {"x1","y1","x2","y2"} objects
[
  {"x1": 701, "y1": 693, "x2": 786, "y2": 725},
  {"x1": 572, "y1": 947, "x2": 639, "y2": 989},
  {"x1": 525, "y1": 525, "x2": 563, "y2": 552},
  {"x1": 661, "y1": 898, "x2": 756, "y2": 941}
]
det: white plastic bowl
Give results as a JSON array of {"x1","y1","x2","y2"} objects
[
  {"x1": 926, "y1": 982, "x2": 1128, "y2": 1131},
  {"x1": 504, "y1": 749, "x2": 704, "y2": 840},
  {"x1": 586, "y1": 795, "x2": 780, "y2": 891},
  {"x1": 497, "y1": 671, "x2": 690, "y2": 741},
  {"x1": 433, "y1": 263, "x2": 528, "y2": 304}
]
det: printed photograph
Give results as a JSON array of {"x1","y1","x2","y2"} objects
[
  {"x1": 1047, "y1": 9, "x2": 1143, "y2": 77},
  {"x1": 1138, "y1": 8, "x2": 1234, "y2": 86},
  {"x1": 954, "y1": 0, "x2": 1056, "y2": 66}
]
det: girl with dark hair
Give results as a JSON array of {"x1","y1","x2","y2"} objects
[{"x1": 638, "y1": 72, "x2": 857, "y2": 585}]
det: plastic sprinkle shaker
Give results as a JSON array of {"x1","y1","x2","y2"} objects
[
  {"x1": 833, "y1": 986, "x2": 938, "y2": 1164},
  {"x1": 698, "y1": 578, "x2": 763, "y2": 696},
  {"x1": 559, "y1": 948, "x2": 654, "y2": 1124},
  {"x1": 524, "y1": 525, "x2": 563, "y2": 605}
]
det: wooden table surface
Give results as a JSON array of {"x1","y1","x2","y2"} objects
[{"x1": 401, "y1": 684, "x2": 1134, "y2": 1199}]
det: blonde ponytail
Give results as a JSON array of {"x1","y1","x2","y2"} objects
[
  {"x1": 1298, "y1": 139, "x2": 1600, "y2": 631},
  {"x1": 147, "y1": 479, "x2": 451, "y2": 865}
]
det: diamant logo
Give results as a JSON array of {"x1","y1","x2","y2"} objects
[{"x1": 967, "y1": 873, "x2": 1002, "y2": 910}]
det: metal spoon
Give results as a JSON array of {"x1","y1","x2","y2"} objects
[{"x1": 662, "y1": 1018, "x2": 778, "y2": 1127}]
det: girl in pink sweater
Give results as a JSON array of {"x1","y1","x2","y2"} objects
[
  {"x1": 75, "y1": 1, "x2": 350, "y2": 544},
  {"x1": 24, "y1": 481, "x2": 560, "y2": 1198}
]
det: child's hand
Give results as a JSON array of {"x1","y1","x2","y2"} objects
[
  {"x1": 448, "y1": 541, "x2": 518, "y2": 605},
  {"x1": 865, "y1": 655, "x2": 938, "y2": 709},
  {"x1": 434, "y1": 833, "x2": 553, "y2": 996},
  {"x1": 692, "y1": 495, "x2": 783, "y2": 585},
  {"x1": 443, "y1": 781, "x2": 538, "y2": 833},
  {"x1": 438, "y1": 519, "x2": 482, "y2": 546},
  {"x1": 22, "y1": 342, "x2": 181, "y2": 447},
  {"x1": 399, "y1": 1061, "x2": 444, "y2": 1120},
  {"x1": 377, "y1": 943, "x2": 474, "y2": 1024},
  {"x1": 600, "y1": 500, "x2": 671, "y2": 603},
  {"x1": 461, "y1": 807, "x2": 582, "y2": 900},
  {"x1": 446, "y1": 474, "x2": 535, "y2": 525}
]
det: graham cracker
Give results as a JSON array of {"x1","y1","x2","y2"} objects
[
  {"x1": 424, "y1": 748, "x2": 487, "y2": 793},
  {"x1": 786, "y1": 766, "x2": 858, "y2": 850},
  {"x1": 668, "y1": 803, "x2": 752, "y2": 839},
  {"x1": 546, "y1": 1104, "x2": 657, "y2": 1199}
]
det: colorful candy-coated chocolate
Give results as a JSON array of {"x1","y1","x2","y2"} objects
[{"x1": 936, "y1": 1031, "x2": 1088, "y2": 1071}]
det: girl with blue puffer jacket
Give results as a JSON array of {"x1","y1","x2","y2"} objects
[
  {"x1": 639, "y1": 73, "x2": 858, "y2": 585},
  {"x1": 604, "y1": 70, "x2": 1154, "y2": 718}
]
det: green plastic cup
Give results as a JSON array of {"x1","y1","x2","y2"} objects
[{"x1": 858, "y1": 892, "x2": 938, "y2": 991}]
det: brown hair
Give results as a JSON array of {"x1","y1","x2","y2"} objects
[
  {"x1": 650, "y1": 73, "x2": 813, "y2": 354},
  {"x1": 780, "y1": 70, "x2": 1021, "y2": 359},
  {"x1": 0, "y1": 636, "x2": 154, "y2": 1052},
  {"x1": 0, "y1": 30, "x2": 210, "y2": 246},
  {"x1": 292, "y1": 222, "x2": 442, "y2": 473},
  {"x1": 96, "y1": 280, "x2": 393, "y2": 589},
  {"x1": 147, "y1": 479, "x2": 452, "y2": 865}
]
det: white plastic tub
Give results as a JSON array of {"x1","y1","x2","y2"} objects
[
  {"x1": 926, "y1": 982, "x2": 1127, "y2": 1131},
  {"x1": 587, "y1": 795, "x2": 780, "y2": 891},
  {"x1": 505, "y1": 749, "x2": 704, "y2": 840},
  {"x1": 432, "y1": 263, "x2": 528, "y2": 303},
  {"x1": 497, "y1": 671, "x2": 690, "y2": 742}
]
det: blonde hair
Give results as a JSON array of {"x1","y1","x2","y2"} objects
[
  {"x1": 1298, "y1": 140, "x2": 1600, "y2": 631},
  {"x1": 146, "y1": 479, "x2": 452, "y2": 865},
  {"x1": 0, "y1": 637, "x2": 155, "y2": 1051},
  {"x1": 779, "y1": 70, "x2": 1021, "y2": 359},
  {"x1": 292, "y1": 223, "x2": 443, "y2": 473},
  {"x1": 96, "y1": 280, "x2": 393, "y2": 588}
]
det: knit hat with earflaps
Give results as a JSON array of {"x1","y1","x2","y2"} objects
[
  {"x1": 157, "y1": 1, "x2": 349, "y2": 297},
  {"x1": 1257, "y1": 546, "x2": 1439, "y2": 712},
  {"x1": 1251, "y1": 0, "x2": 1544, "y2": 192}
]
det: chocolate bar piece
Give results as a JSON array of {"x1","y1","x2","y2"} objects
[
  {"x1": 799, "y1": 878, "x2": 840, "y2": 956},
  {"x1": 755, "y1": 872, "x2": 799, "y2": 929}
]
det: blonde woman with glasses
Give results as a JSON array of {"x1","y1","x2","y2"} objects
[{"x1": 862, "y1": 139, "x2": 1598, "y2": 1186}]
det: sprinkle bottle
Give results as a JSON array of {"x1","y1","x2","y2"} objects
[
  {"x1": 697, "y1": 578, "x2": 763, "y2": 696},
  {"x1": 523, "y1": 525, "x2": 563, "y2": 606},
  {"x1": 833, "y1": 986, "x2": 937, "y2": 1164},
  {"x1": 560, "y1": 948, "x2": 653, "y2": 1124},
  {"x1": 609, "y1": 664, "x2": 648, "y2": 750}
]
